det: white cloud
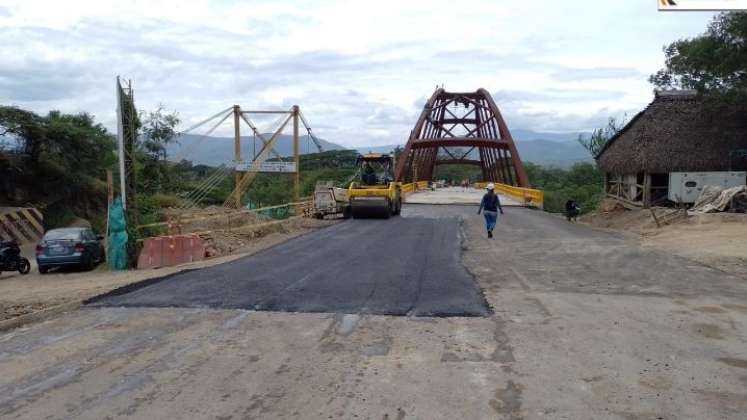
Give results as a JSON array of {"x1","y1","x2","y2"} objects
[{"x1": 0, "y1": 0, "x2": 716, "y2": 149}]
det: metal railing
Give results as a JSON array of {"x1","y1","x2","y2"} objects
[
  {"x1": 401, "y1": 181, "x2": 430, "y2": 195},
  {"x1": 473, "y1": 182, "x2": 544, "y2": 208}
]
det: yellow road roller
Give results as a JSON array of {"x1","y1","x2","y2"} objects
[{"x1": 348, "y1": 153, "x2": 402, "y2": 218}]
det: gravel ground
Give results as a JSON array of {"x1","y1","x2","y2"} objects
[
  {"x1": 1, "y1": 200, "x2": 746, "y2": 419},
  {"x1": 0, "y1": 217, "x2": 335, "y2": 322}
]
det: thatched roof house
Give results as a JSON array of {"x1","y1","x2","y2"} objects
[
  {"x1": 596, "y1": 90, "x2": 747, "y2": 207},
  {"x1": 597, "y1": 90, "x2": 747, "y2": 174}
]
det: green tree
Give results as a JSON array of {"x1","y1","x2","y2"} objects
[
  {"x1": 433, "y1": 164, "x2": 481, "y2": 183},
  {"x1": 524, "y1": 162, "x2": 604, "y2": 214},
  {"x1": 0, "y1": 106, "x2": 116, "y2": 229},
  {"x1": 650, "y1": 12, "x2": 747, "y2": 95},
  {"x1": 0, "y1": 107, "x2": 46, "y2": 163},
  {"x1": 139, "y1": 106, "x2": 180, "y2": 160},
  {"x1": 136, "y1": 106, "x2": 181, "y2": 194}
]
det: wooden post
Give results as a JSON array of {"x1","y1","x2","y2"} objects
[
  {"x1": 649, "y1": 208, "x2": 661, "y2": 228},
  {"x1": 643, "y1": 172, "x2": 652, "y2": 208},
  {"x1": 233, "y1": 105, "x2": 241, "y2": 208},
  {"x1": 293, "y1": 105, "x2": 300, "y2": 201}
]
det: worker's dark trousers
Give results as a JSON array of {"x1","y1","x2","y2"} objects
[{"x1": 483, "y1": 210, "x2": 497, "y2": 232}]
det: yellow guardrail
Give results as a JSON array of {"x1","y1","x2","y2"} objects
[
  {"x1": 402, "y1": 183, "x2": 416, "y2": 194},
  {"x1": 401, "y1": 181, "x2": 431, "y2": 196},
  {"x1": 474, "y1": 182, "x2": 544, "y2": 208}
]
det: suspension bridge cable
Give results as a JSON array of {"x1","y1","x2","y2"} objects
[
  {"x1": 252, "y1": 111, "x2": 292, "y2": 162},
  {"x1": 181, "y1": 164, "x2": 227, "y2": 201},
  {"x1": 239, "y1": 113, "x2": 283, "y2": 161},
  {"x1": 178, "y1": 164, "x2": 232, "y2": 208},
  {"x1": 181, "y1": 169, "x2": 232, "y2": 209},
  {"x1": 172, "y1": 109, "x2": 233, "y2": 164},
  {"x1": 178, "y1": 106, "x2": 233, "y2": 136},
  {"x1": 298, "y1": 110, "x2": 324, "y2": 152},
  {"x1": 224, "y1": 113, "x2": 293, "y2": 208},
  {"x1": 180, "y1": 164, "x2": 234, "y2": 208}
]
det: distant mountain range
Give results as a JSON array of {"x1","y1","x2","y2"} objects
[{"x1": 168, "y1": 129, "x2": 592, "y2": 168}]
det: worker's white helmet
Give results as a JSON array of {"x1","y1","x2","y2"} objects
[{"x1": 486, "y1": 183, "x2": 495, "y2": 190}]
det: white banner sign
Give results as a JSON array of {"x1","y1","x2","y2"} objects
[
  {"x1": 659, "y1": 0, "x2": 747, "y2": 10},
  {"x1": 236, "y1": 161, "x2": 297, "y2": 173}
]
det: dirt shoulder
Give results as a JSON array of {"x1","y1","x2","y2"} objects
[
  {"x1": 581, "y1": 199, "x2": 747, "y2": 279},
  {"x1": 0, "y1": 217, "x2": 336, "y2": 322}
]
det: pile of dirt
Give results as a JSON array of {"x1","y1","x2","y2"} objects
[
  {"x1": 159, "y1": 207, "x2": 336, "y2": 258},
  {"x1": 644, "y1": 212, "x2": 747, "y2": 278},
  {"x1": 162, "y1": 207, "x2": 268, "y2": 234},
  {"x1": 581, "y1": 198, "x2": 747, "y2": 279},
  {"x1": 199, "y1": 216, "x2": 335, "y2": 258},
  {"x1": 580, "y1": 199, "x2": 661, "y2": 234}
]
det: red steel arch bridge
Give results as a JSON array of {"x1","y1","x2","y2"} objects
[{"x1": 395, "y1": 88, "x2": 530, "y2": 187}]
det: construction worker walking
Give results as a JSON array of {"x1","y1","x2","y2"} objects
[{"x1": 477, "y1": 183, "x2": 504, "y2": 238}]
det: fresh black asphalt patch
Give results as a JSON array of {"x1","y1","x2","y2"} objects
[{"x1": 88, "y1": 216, "x2": 491, "y2": 317}]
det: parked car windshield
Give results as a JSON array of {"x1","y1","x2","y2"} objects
[{"x1": 43, "y1": 229, "x2": 82, "y2": 241}]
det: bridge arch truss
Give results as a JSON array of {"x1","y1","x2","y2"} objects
[{"x1": 394, "y1": 88, "x2": 529, "y2": 187}]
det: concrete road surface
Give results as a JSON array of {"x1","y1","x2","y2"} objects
[
  {"x1": 405, "y1": 186, "x2": 521, "y2": 206},
  {"x1": 1, "y1": 205, "x2": 747, "y2": 419}
]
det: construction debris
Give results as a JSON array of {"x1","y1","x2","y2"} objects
[
  {"x1": 691, "y1": 185, "x2": 747, "y2": 213},
  {"x1": 198, "y1": 216, "x2": 334, "y2": 258},
  {"x1": 162, "y1": 206, "x2": 267, "y2": 234}
]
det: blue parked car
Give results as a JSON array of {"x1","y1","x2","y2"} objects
[{"x1": 36, "y1": 228, "x2": 105, "y2": 274}]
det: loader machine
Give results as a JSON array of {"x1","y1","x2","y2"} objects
[{"x1": 348, "y1": 153, "x2": 402, "y2": 218}]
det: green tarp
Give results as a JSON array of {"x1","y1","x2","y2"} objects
[{"x1": 107, "y1": 197, "x2": 129, "y2": 270}]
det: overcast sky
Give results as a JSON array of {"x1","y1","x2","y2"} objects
[{"x1": 0, "y1": 1, "x2": 715, "y2": 148}]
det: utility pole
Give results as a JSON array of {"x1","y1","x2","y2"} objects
[
  {"x1": 233, "y1": 105, "x2": 242, "y2": 208},
  {"x1": 115, "y1": 77, "x2": 127, "y2": 209},
  {"x1": 292, "y1": 105, "x2": 300, "y2": 201}
]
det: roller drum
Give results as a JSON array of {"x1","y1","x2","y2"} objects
[{"x1": 350, "y1": 197, "x2": 391, "y2": 219}]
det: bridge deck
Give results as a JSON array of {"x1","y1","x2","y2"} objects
[{"x1": 404, "y1": 186, "x2": 521, "y2": 206}]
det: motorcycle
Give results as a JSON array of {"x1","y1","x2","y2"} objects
[{"x1": 0, "y1": 240, "x2": 31, "y2": 276}]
